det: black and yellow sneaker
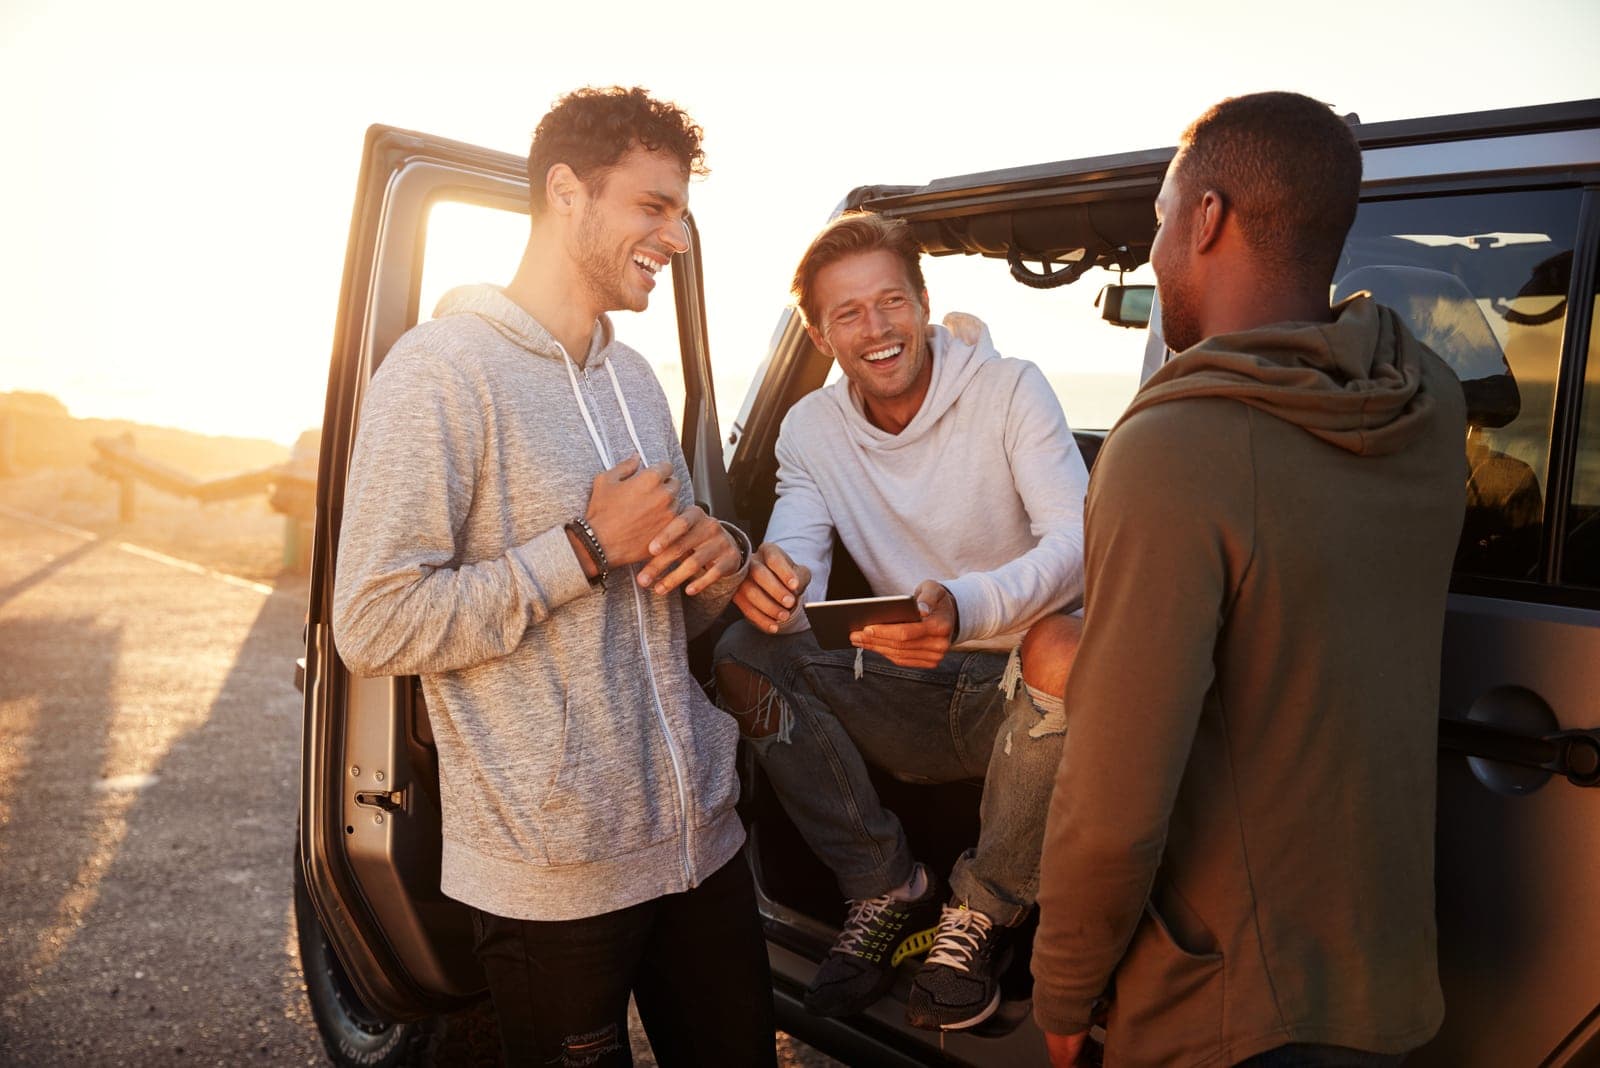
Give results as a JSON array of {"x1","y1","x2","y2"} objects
[
  {"x1": 906, "y1": 904, "x2": 1010, "y2": 1031},
  {"x1": 803, "y1": 867, "x2": 942, "y2": 1018}
]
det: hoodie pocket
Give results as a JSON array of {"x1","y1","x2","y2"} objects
[
  {"x1": 536, "y1": 695, "x2": 674, "y2": 866},
  {"x1": 1112, "y1": 899, "x2": 1225, "y2": 1061}
]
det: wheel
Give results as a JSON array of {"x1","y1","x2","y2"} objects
[{"x1": 293, "y1": 843, "x2": 441, "y2": 1067}]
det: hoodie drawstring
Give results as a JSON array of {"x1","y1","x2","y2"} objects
[{"x1": 560, "y1": 346, "x2": 649, "y2": 468}]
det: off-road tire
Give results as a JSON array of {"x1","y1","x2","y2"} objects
[{"x1": 293, "y1": 844, "x2": 441, "y2": 1067}]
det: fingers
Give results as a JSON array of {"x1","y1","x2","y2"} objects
[
  {"x1": 733, "y1": 580, "x2": 792, "y2": 631},
  {"x1": 639, "y1": 509, "x2": 739, "y2": 596},
  {"x1": 640, "y1": 460, "x2": 675, "y2": 484},
  {"x1": 911, "y1": 579, "x2": 948, "y2": 616},
  {"x1": 731, "y1": 557, "x2": 801, "y2": 632},
  {"x1": 756, "y1": 543, "x2": 807, "y2": 593},
  {"x1": 647, "y1": 507, "x2": 697, "y2": 557},
  {"x1": 942, "y1": 311, "x2": 984, "y2": 345},
  {"x1": 605, "y1": 453, "x2": 644, "y2": 480}
]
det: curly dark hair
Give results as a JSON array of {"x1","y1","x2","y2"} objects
[
  {"x1": 527, "y1": 86, "x2": 707, "y2": 213},
  {"x1": 791, "y1": 212, "x2": 927, "y2": 328},
  {"x1": 1176, "y1": 91, "x2": 1361, "y2": 285}
]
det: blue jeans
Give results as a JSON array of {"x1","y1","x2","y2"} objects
[{"x1": 713, "y1": 621, "x2": 1067, "y2": 925}]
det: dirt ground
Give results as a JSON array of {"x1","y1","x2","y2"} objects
[{"x1": 0, "y1": 402, "x2": 840, "y2": 1066}]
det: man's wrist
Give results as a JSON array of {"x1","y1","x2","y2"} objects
[{"x1": 565, "y1": 518, "x2": 608, "y2": 588}]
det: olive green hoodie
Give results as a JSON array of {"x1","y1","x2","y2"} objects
[{"x1": 1032, "y1": 295, "x2": 1467, "y2": 1065}]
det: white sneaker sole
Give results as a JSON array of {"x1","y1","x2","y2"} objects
[{"x1": 935, "y1": 988, "x2": 1001, "y2": 1031}]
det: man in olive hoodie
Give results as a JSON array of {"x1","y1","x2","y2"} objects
[
  {"x1": 333, "y1": 88, "x2": 775, "y2": 1066},
  {"x1": 1033, "y1": 93, "x2": 1467, "y2": 1067}
]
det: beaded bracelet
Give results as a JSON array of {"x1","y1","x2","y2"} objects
[{"x1": 566, "y1": 517, "x2": 609, "y2": 589}]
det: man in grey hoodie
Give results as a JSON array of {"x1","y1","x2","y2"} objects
[
  {"x1": 333, "y1": 87, "x2": 775, "y2": 1066},
  {"x1": 715, "y1": 212, "x2": 1090, "y2": 1031},
  {"x1": 1033, "y1": 93, "x2": 1466, "y2": 1067}
]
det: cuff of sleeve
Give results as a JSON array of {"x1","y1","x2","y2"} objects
[
  {"x1": 1030, "y1": 989, "x2": 1097, "y2": 1036},
  {"x1": 510, "y1": 524, "x2": 596, "y2": 617},
  {"x1": 720, "y1": 520, "x2": 753, "y2": 576},
  {"x1": 940, "y1": 573, "x2": 989, "y2": 645}
]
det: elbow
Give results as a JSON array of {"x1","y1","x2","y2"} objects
[{"x1": 331, "y1": 590, "x2": 400, "y2": 677}]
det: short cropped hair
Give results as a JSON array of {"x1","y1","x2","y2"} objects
[
  {"x1": 527, "y1": 86, "x2": 707, "y2": 213},
  {"x1": 1177, "y1": 91, "x2": 1361, "y2": 283},
  {"x1": 791, "y1": 212, "x2": 927, "y2": 328}
]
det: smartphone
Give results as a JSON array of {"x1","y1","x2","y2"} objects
[{"x1": 803, "y1": 594, "x2": 922, "y2": 650}]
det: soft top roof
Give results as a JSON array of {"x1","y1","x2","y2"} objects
[{"x1": 848, "y1": 97, "x2": 1600, "y2": 268}]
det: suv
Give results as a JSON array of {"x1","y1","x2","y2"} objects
[{"x1": 295, "y1": 99, "x2": 1600, "y2": 1067}]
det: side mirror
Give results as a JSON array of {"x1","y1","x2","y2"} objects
[{"x1": 1096, "y1": 284, "x2": 1155, "y2": 328}]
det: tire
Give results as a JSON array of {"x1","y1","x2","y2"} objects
[{"x1": 293, "y1": 844, "x2": 441, "y2": 1067}]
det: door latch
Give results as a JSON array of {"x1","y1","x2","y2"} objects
[{"x1": 353, "y1": 788, "x2": 407, "y2": 812}]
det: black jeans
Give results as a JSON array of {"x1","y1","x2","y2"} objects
[
  {"x1": 1236, "y1": 1045, "x2": 1404, "y2": 1067},
  {"x1": 470, "y1": 854, "x2": 777, "y2": 1067}
]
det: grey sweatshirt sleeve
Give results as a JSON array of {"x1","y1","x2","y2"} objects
[
  {"x1": 764, "y1": 418, "x2": 838, "y2": 633},
  {"x1": 332, "y1": 345, "x2": 592, "y2": 677},
  {"x1": 942, "y1": 363, "x2": 1088, "y2": 641}
]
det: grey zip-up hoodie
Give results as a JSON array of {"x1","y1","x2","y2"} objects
[{"x1": 333, "y1": 284, "x2": 749, "y2": 921}]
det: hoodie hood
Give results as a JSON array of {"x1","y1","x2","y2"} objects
[
  {"x1": 433, "y1": 284, "x2": 651, "y2": 467},
  {"x1": 434, "y1": 284, "x2": 614, "y2": 367},
  {"x1": 826, "y1": 321, "x2": 996, "y2": 450},
  {"x1": 1124, "y1": 295, "x2": 1451, "y2": 456}
]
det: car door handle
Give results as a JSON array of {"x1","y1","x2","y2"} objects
[{"x1": 1439, "y1": 718, "x2": 1600, "y2": 788}]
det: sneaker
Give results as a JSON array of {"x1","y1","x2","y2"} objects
[
  {"x1": 906, "y1": 904, "x2": 1009, "y2": 1031},
  {"x1": 803, "y1": 869, "x2": 942, "y2": 1017}
]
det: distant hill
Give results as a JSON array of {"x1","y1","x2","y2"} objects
[{"x1": 1, "y1": 392, "x2": 290, "y2": 479}]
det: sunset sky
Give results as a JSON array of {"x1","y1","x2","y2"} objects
[{"x1": 3, "y1": 0, "x2": 1598, "y2": 446}]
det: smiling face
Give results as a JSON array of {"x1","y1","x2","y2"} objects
[
  {"x1": 806, "y1": 249, "x2": 933, "y2": 433},
  {"x1": 570, "y1": 145, "x2": 691, "y2": 314}
]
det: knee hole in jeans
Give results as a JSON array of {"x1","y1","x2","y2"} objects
[{"x1": 714, "y1": 660, "x2": 790, "y2": 740}]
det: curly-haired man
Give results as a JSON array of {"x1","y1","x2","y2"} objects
[{"x1": 334, "y1": 87, "x2": 776, "y2": 1065}]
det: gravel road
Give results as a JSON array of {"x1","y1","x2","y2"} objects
[{"x1": 0, "y1": 508, "x2": 839, "y2": 1066}]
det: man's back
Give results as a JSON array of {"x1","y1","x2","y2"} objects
[{"x1": 1036, "y1": 300, "x2": 1467, "y2": 1065}]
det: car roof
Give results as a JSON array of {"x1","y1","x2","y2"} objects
[{"x1": 845, "y1": 97, "x2": 1600, "y2": 267}]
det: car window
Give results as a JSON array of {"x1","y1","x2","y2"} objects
[
  {"x1": 418, "y1": 199, "x2": 688, "y2": 435},
  {"x1": 1337, "y1": 188, "x2": 1586, "y2": 583},
  {"x1": 1562, "y1": 268, "x2": 1600, "y2": 588},
  {"x1": 816, "y1": 254, "x2": 1154, "y2": 432}
]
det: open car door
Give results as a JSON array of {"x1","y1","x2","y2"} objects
[{"x1": 296, "y1": 124, "x2": 730, "y2": 1032}]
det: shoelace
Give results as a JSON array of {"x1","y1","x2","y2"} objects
[
  {"x1": 834, "y1": 894, "x2": 900, "y2": 957},
  {"x1": 924, "y1": 906, "x2": 994, "y2": 972}
]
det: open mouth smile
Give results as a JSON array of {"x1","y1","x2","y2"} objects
[
  {"x1": 861, "y1": 343, "x2": 903, "y2": 364},
  {"x1": 632, "y1": 251, "x2": 667, "y2": 285}
]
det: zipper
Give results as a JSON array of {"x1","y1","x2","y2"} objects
[
  {"x1": 563, "y1": 347, "x2": 696, "y2": 888},
  {"x1": 630, "y1": 578, "x2": 696, "y2": 887}
]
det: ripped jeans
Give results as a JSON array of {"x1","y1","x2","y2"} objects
[{"x1": 713, "y1": 621, "x2": 1067, "y2": 926}]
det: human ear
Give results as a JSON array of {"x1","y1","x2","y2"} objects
[
  {"x1": 546, "y1": 164, "x2": 580, "y2": 215},
  {"x1": 1194, "y1": 189, "x2": 1227, "y2": 254},
  {"x1": 805, "y1": 321, "x2": 833, "y2": 358}
]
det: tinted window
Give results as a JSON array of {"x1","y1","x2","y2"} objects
[
  {"x1": 1562, "y1": 266, "x2": 1600, "y2": 588},
  {"x1": 1338, "y1": 189, "x2": 1584, "y2": 581}
]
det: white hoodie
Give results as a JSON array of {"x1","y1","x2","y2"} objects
[{"x1": 770, "y1": 321, "x2": 1088, "y2": 651}]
